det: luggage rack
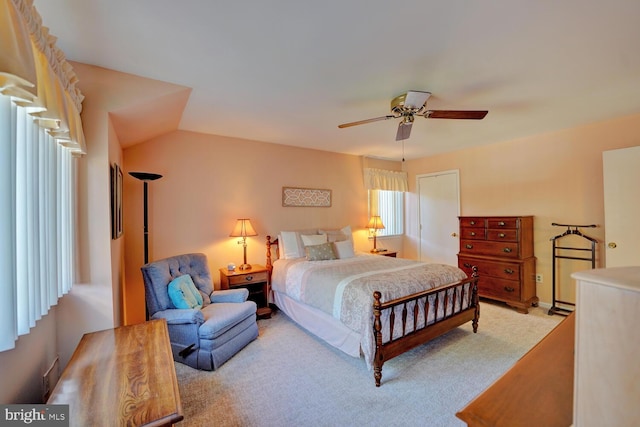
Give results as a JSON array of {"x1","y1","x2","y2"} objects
[{"x1": 548, "y1": 223, "x2": 597, "y2": 316}]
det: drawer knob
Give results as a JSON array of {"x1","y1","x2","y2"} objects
[
  {"x1": 465, "y1": 244, "x2": 473, "y2": 249},
  {"x1": 503, "y1": 247, "x2": 512, "y2": 253},
  {"x1": 498, "y1": 221, "x2": 506, "y2": 226},
  {"x1": 470, "y1": 231, "x2": 476, "y2": 236},
  {"x1": 499, "y1": 233, "x2": 506, "y2": 238},
  {"x1": 245, "y1": 275, "x2": 253, "y2": 281},
  {"x1": 504, "y1": 286, "x2": 515, "y2": 292},
  {"x1": 504, "y1": 268, "x2": 514, "y2": 274},
  {"x1": 470, "y1": 221, "x2": 476, "y2": 225},
  {"x1": 463, "y1": 263, "x2": 472, "y2": 268}
]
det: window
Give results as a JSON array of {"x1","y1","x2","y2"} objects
[
  {"x1": 0, "y1": 95, "x2": 76, "y2": 352},
  {"x1": 369, "y1": 189, "x2": 404, "y2": 237}
]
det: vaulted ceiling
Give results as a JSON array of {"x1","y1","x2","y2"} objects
[{"x1": 34, "y1": 0, "x2": 640, "y2": 160}]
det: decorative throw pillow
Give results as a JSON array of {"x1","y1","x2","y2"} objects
[
  {"x1": 305, "y1": 242, "x2": 337, "y2": 261},
  {"x1": 168, "y1": 274, "x2": 203, "y2": 309},
  {"x1": 301, "y1": 233, "x2": 327, "y2": 247},
  {"x1": 333, "y1": 239, "x2": 355, "y2": 259},
  {"x1": 319, "y1": 227, "x2": 349, "y2": 243}
]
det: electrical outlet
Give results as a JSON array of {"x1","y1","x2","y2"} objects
[{"x1": 536, "y1": 274, "x2": 543, "y2": 283}]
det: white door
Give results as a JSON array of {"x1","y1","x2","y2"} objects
[
  {"x1": 603, "y1": 146, "x2": 640, "y2": 267},
  {"x1": 417, "y1": 170, "x2": 460, "y2": 265}
]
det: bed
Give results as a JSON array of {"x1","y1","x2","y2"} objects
[{"x1": 265, "y1": 228, "x2": 480, "y2": 387}]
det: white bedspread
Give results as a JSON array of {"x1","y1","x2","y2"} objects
[{"x1": 271, "y1": 254, "x2": 467, "y2": 367}]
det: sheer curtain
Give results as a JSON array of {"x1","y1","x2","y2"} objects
[{"x1": 0, "y1": 0, "x2": 83, "y2": 351}]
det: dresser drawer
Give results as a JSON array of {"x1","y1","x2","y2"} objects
[
  {"x1": 227, "y1": 271, "x2": 268, "y2": 286},
  {"x1": 487, "y1": 229, "x2": 518, "y2": 242},
  {"x1": 461, "y1": 227, "x2": 486, "y2": 240},
  {"x1": 460, "y1": 240, "x2": 520, "y2": 258},
  {"x1": 460, "y1": 217, "x2": 486, "y2": 228},
  {"x1": 479, "y1": 277, "x2": 522, "y2": 300},
  {"x1": 487, "y1": 218, "x2": 519, "y2": 229},
  {"x1": 459, "y1": 257, "x2": 521, "y2": 280}
]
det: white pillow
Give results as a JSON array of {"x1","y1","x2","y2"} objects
[
  {"x1": 301, "y1": 234, "x2": 327, "y2": 247},
  {"x1": 319, "y1": 225, "x2": 353, "y2": 243},
  {"x1": 333, "y1": 239, "x2": 355, "y2": 259},
  {"x1": 280, "y1": 231, "x2": 303, "y2": 259}
]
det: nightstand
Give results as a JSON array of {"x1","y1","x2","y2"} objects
[
  {"x1": 219, "y1": 264, "x2": 272, "y2": 319},
  {"x1": 372, "y1": 251, "x2": 397, "y2": 257}
]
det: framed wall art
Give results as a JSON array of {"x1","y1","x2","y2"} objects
[
  {"x1": 110, "y1": 163, "x2": 123, "y2": 239},
  {"x1": 282, "y1": 187, "x2": 332, "y2": 207}
]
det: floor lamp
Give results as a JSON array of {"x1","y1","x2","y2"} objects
[
  {"x1": 129, "y1": 172, "x2": 163, "y2": 264},
  {"x1": 130, "y1": 172, "x2": 162, "y2": 320}
]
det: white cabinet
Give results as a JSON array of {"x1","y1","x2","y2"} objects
[{"x1": 572, "y1": 267, "x2": 640, "y2": 427}]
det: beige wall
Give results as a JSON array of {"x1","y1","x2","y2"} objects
[
  {"x1": 123, "y1": 132, "x2": 376, "y2": 324},
  {"x1": 404, "y1": 113, "x2": 640, "y2": 305}
]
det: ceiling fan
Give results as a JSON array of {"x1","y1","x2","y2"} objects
[{"x1": 338, "y1": 90, "x2": 488, "y2": 141}]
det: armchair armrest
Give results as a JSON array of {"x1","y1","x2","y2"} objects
[
  {"x1": 211, "y1": 288, "x2": 249, "y2": 303},
  {"x1": 151, "y1": 308, "x2": 204, "y2": 325}
]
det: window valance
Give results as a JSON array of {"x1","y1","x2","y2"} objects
[
  {"x1": 0, "y1": 0, "x2": 85, "y2": 154},
  {"x1": 363, "y1": 168, "x2": 408, "y2": 192}
]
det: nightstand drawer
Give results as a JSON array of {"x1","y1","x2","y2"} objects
[{"x1": 227, "y1": 271, "x2": 268, "y2": 286}]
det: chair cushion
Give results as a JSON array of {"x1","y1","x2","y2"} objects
[
  {"x1": 199, "y1": 301, "x2": 257, "y2": 340},
  {"x1": 168, "y1": 274, "x2": 203, "y2": 309}
]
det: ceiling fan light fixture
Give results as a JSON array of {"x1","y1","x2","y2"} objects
[{"x1": 403, "y1": 91, "x2": 431, "y2": 110}]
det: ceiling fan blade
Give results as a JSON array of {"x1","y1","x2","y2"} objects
[
  {"x1": 426, "y1": 110, "x2": 488, "y2": 120},
  {"x1": 338, "y1": 115, "x2": 395, "y2": 128},
  {"x1": 395, "y1": 121, "x2": 413, "y2": 141}
]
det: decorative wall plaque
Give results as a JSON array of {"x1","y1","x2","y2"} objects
[{"x1": 282, "y1": 187, "x2": 332, "y2": 207}]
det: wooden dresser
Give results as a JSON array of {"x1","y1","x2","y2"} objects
[
  {"x1": 48, "y1": 319, "x2": 183, "y2": 427},
  {"x1": 457, "y1": 216, "x2": 538, "y2": 313}
]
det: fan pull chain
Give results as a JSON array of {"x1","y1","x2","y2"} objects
[{"x1": 402, "y1": 140, "x2": 405, "y2": 162}]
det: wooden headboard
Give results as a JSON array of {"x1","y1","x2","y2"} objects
[{"x1": 265, "y1": 235, "x2": 279, "y2": 272}]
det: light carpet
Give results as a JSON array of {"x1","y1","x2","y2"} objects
[{"x1": 174, "y1": 301, "x2": 562, "y2": 427}]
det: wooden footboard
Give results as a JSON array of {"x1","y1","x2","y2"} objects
[
  {"x1": 266, "y1": 235, "x2": 480, "y2": 387},
  {"x1": 372, "y1": 269, "x2": 479, "y2": 387}
]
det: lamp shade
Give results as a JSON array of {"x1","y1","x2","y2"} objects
[
  {"x1": 229, "y1": 218, "x2": 258, "y2": 237},
  {"x1": 366, "y1": 215, "x2": 385, "y2": 230}
]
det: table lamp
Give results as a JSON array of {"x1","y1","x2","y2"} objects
[
  {"x1": 230, "y1": 218, "x2": 258, "y2": 270},
  {"x1": 367, "y1": 215, "x2": 385, "y2": 253}
]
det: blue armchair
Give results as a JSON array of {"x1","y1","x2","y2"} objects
[{"x1": 141, "y1": 253, "x2": 258, "y2": 370}]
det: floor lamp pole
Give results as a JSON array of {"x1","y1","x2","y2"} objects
[
  {"x1": 142, "y1": 181, "x2": 149, "y2": 264},
  {"x1": 129, "y1": 172, "x2": 163, "y2": 320},
  {"x1": 129, "y1": 172, "x2": 163, "y2": 264}
]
